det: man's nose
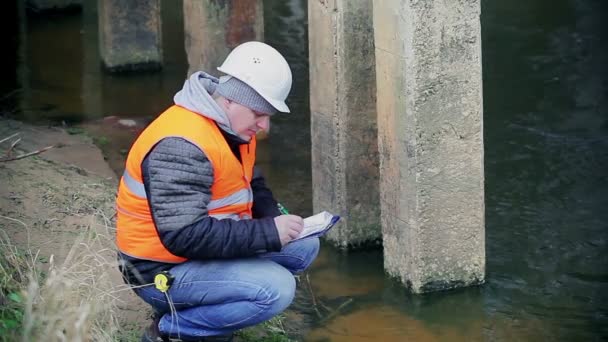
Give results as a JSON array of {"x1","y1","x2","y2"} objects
[{"x1": 257, "y1": 116, "x2": 270, "y2": 131}]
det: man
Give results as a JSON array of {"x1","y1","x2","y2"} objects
[{"x1": 115, "y1": 41, "x2": 320, "y2": 342}]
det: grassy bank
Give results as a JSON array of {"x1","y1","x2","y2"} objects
[
  {"x1": 0, "y1": 234, "x2": 26, "y2": 340},
  {"x1": 0, "y1": 227, "x2": 122, "y2": 341},
  {"x1": 0, "y1": 225, "x2": 294, "y2": 342},
  {"x1": 0, "y1": 123, "x2": 295, "y2": 341}
]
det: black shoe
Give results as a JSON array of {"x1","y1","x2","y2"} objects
[
  {"x1": 177, "y1": 333, "x2": 234, "y2": 342},
  {"x1": 199, "y1": 333, "x2": 234, "y2": 342},
  {"x1": 140, "y1": 316, "x2": 169, "y2": 342},
  {"x1": 141, "y1": 314, "x2": 233, "y2": 342}
]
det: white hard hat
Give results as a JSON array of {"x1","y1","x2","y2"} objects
[{"x1": 217, "y1": 41, "x2": 292, "y2": 113}]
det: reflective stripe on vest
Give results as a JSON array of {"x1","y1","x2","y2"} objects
[
  {"x1": 210, "y1": 213, "x2": 252, "y2": 220},
  {"x1": 122, "y1": 169, "x2": 147, "y2": 199},
  {"x1": 208, "y1": 188, "x2": 253, "y2": 210},
  {"x1": 121, "y1": 171, "x2": 254, "y2": 215}
]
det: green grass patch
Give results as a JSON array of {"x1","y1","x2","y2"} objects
[
  {"x1": 237, "y1": 315, "x2": 294, "y2": 342},
  {"x1": 93, "y1": 135, "x2": 109, "y2": 146},
  {"x1": 0, "y1": 238, "x2": 27, "y2": 341},
  {"x1": 65, "y1": 127, "x2": 85, "y2": 135}
]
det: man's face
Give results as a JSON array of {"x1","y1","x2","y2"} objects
[{"x1": 225, "y1": 100, "x2": 271, "y2": 141}]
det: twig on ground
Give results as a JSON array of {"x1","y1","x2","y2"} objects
[
  {"x1": 319, "y1": 298, "x2": 354, "y2": 324},
  {"x1": 0, "y1": 214, "x2": 28, "y2": 229},
  {"x1": 0, "y1": 144, "x2": 60, "y2": 162},
  {"x1": 0, "y1": 132, "x2": 20, "y2": 145},
  {"x1": 0, "y1": 88, "x2": 22, "y2": 102},
  {"x1": 319, "y1": 301, "x2": 332, "y2": 313},
  {"x1": 7, "y1": 137, "x2": 21, "y2": 157},
  {"x1": 0, "y1": 213, "x2": 33, "y2": 253}
]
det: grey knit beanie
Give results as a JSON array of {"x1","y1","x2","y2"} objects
[{"x1": 215, "y1": 76, "x2": 277, "y2": 115}]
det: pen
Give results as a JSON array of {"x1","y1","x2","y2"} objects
[{"x1": 277, "y1": 203, "x2": 289, "y2": 215}]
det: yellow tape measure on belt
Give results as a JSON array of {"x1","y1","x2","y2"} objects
[{"x1": 154, "y1": 271, "x2": 174, "y2": 293}]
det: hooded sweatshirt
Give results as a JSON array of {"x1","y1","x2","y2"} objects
[
  {"x1": 173, "y1": 72, "x2": 235, "y2": 134},
  {"x1": 119, "y1": 72, "x2": 282, "y2": 285}
]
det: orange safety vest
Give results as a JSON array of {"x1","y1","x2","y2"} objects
[{"x1": 116, "y1": 105, "x2": 256, "y2": 263}]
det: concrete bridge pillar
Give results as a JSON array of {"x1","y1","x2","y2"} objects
[
  {"x1": 308, "y1": 0, "x2": 381, "y2": 248},
  {"x1": 98, "y1": 0, "x2": 162, "y2": 72},
  {"x1": 183, "y1": 0, "x2": 263, "y2": 77},
  {"x1": 374, "y1": 0, "x2": 485, "y2": 292}
]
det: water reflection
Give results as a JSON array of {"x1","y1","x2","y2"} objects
[
  {"x1": 309, "y1": 247, "x2": 385, "y2": 298},
  {"x1": 22, "y1": 12, "x2": 84, "y2": 122}
]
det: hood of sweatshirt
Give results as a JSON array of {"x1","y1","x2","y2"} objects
[{"x1": 173, "y1": 71, "x2": 239, "y2": 137}]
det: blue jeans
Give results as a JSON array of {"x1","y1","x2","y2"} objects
[{"x1": 134, "y1": 237, "x2": 320, "y2": 339}]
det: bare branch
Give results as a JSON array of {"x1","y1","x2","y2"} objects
[
  {"x1": 0, "y1": 132, "x2": 20, "y2": 145},
  {"x1": 0, "y1": 145, "x2": 57, "y2": 162}
]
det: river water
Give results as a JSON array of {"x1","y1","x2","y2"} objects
[{"x1": 2, "y1": 0, "x2": 606, "y2": 340}]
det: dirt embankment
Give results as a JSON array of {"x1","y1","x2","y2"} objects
[{"x1": 0, "y1": 119, "x2": 148, "y2": 339}]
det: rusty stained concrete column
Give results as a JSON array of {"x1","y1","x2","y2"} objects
[
  {"x1": 309, "y1": 0, "x2": 381, "y2": 248},
  {"x1": 183, "y1": 0, "x2": 263, "y2": 77},
  {"x1": 374, "y1": 0, "x2": 485, "y2": 293},
  {"x1": 98, "y1": 0, "x2": 162, "y2": 72}
]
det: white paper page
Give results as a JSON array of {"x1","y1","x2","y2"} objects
[{"x1": 298, "y1": 211, "x2": 334, "y2": 239}]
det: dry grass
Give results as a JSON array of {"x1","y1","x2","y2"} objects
[
  {"x1": 0, "y1": 210, "x2": 136, "y2": 342},
  {"x1": 0, "y1": 211, "x2": 295, "y2": 342},
  {"x1": 22, "y1": 230, "x2": 120, "y2": 341},
  {"x1": 0, "y1": 232, "x2": 27, "y2": 341}
]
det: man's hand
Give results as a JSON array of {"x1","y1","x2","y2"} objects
[{"x1": 274, "y1": 214, "x2": 304, "y2": 246}]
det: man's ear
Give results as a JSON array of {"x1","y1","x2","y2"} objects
[{"x1": 218, "y1": 97, "x2": 233, "y2": 112}]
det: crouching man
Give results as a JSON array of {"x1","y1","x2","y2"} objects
[{"x1": 115, "y1": 41, "x2": 320, "y2": 342}]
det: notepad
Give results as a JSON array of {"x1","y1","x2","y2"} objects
[{"x1": 292, "y1": 211, "x2": 340, "y2": 242}]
